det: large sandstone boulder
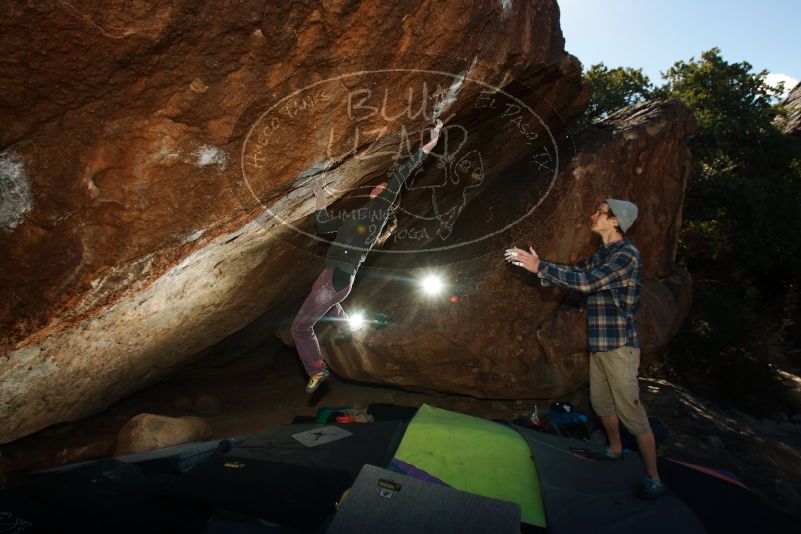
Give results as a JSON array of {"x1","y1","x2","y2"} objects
[
  {"x1": 314, "y1": 99, "x2": 695, "y2": 398},
  {"x1": 1, "y1": 1, "x2": 589, "y2": 443}
]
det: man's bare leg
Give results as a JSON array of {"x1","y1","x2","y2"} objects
[
  {"x1": 602, "y1": 415, "x2": 660, "y2": 479},
  {"x1": 600, "y1": 414, "x2": 623, "y2": 454},
  {"x1": 636, "y1": 430, "x2": 660, "y2": 480}
]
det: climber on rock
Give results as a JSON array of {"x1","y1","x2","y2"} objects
[{"x1": 292, "y1": 119, "x2": 443, "y2": 394}]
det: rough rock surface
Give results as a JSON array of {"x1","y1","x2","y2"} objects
[
  {"x1": 114, "y1": 413, "x2": 211, "y2": 456},
  {"x1": 174, "y1": 393, "x2": 222, "y2": 416},
  {"x1": 305, "y1": 99, "x2": 696, "y2": 398},
  {"x1": 779, "y1": 81, "x2": 801, "y2": 136},
  {"x1": 1, "y1": 0, "x2": 596, "y2": 443},
  {"x1": 0, "y1": 0, "x2": 588, "y2": 443},
  {"x1": 0, "y1": 0, "x2": 693, "y2": 444}
]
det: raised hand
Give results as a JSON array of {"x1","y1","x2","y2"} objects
[
  {"x1": 504, "y1": 246, "x2": 540, "y2": 273},
  {"x1": 422, "y1": 119, "x2": 444, "y2": 154}
]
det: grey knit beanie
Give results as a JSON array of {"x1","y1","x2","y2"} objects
[{"x1": 605, "y1": 198, "x2": 638, "y2": 233}]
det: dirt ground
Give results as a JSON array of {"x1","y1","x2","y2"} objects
[
  {"x1": 2, "y1": 345, "x2": 800, "y2": 520},
  {"x1": 0, "y1": 346, "x2": 572, "y2": 480}
]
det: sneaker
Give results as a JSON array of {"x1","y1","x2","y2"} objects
[
  {"x1": 305, "y1": 364, "x2": 330, "y2": 394},
  {"x1": 640, "y1": 477, "x2": 666, "y2": 500}
]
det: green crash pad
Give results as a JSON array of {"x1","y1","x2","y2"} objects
[{"x1": 393, "y1": 404, "x2": 546, "y2": 527}]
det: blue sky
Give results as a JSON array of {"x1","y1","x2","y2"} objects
[{"x1": 559, "y1": 0, "x2": 800, "y2": 98}]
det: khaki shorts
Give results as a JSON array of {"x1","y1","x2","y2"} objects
[{"x1": 589, "y1": 345, "x2": 651, "y2": 436}]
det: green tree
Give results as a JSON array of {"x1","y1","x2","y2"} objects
[
  {"x1": 659, "y1": 48, "x2": 800, "y2": 287},
  {"x1": 656, "y1": 48, "x2": 801, "y2": 412},
  {"x1": 658, "y1": 47, "x2": 783, "y2": 176},
  {"x1": 576, "y1": 64, "x2": 654, "y2": 130}
]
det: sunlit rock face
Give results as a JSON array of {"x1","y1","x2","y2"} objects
[
  {"x1": 780, "y1": 82, "x2": 801, "y2": 136},
  {"x1": 0, "y1": 1, "x2": 589, "y2": 443},
  {"x1": 319, "y1": 99, "x2": 696, "y2": 398}
]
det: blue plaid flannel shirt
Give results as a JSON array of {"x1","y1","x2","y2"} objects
[{"x1": 536, "y1": 238, "x2": 641, "y2": 353}]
